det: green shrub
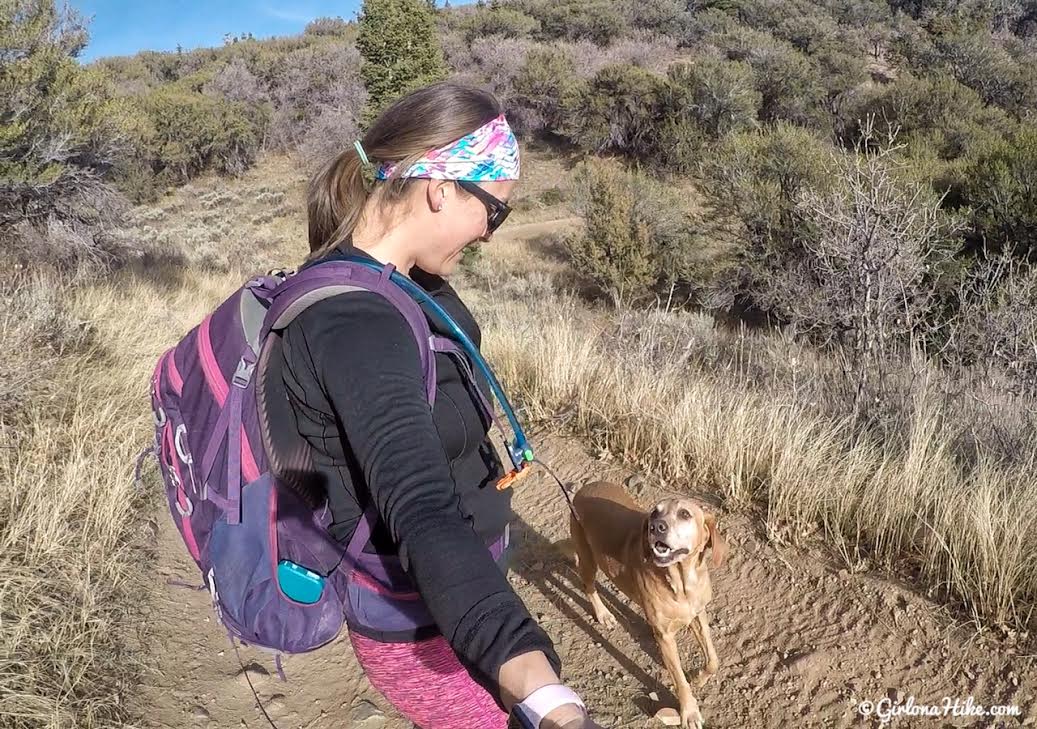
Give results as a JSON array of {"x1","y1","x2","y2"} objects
[
  {"x1": 617, "y1": 0, "x2": 690, "y2": 34},
  {"x1": 564, "y1": 158, "x2": 696, "y2": 306},
  {"x1": 715, "y1": 26, "x2": 829, "y2": 130},
  {"x1": 128, "y1": 89, "x2": 267, "y2": 185},
  {"x1": 568, "y1": 64, "x2": 668, "y2": 158},
  {"x1": 459, "y1": 6, "x2": 540, "y2": 40},
  {"x1": 664, "y1": 57, "x2": 761, "y2": 138},
  {"x1": 750, "y1": 43, "x2": 829, "y2": 130},
  {"x1": 304, "y1": 16, "x2": 353, "y2": 37},
  {"x1": 699, "y1": 122, "x2": 833, "y2": 308},
  {"x1": 838, "y1": 73, "x2": 1015, "y2": 160},
  {"x1": 812, "y1": 45, "x2": 868, "y2": 109},
  {"x1": 510, "y1": 46, "x2": 586, "y2": 133},
  {"x1": 1, "y1": 0, "x2": 133, "y2": 270},
  {"x1": 654, "y1": 116, "x2": 707, "y2": 175},
  {"x1": 357, "y1": 0, "x2": 447, "y2": 121},
  {"x1": 519, "y1": 0, "x2": 624, "y2": 44},
  {"x1": 960, "y1": 124, "x2": 1037, "y2": 262}
]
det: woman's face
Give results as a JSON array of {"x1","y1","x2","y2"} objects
[{"x1": 413, "y1": 179, "x2": 516, "y2": 277}]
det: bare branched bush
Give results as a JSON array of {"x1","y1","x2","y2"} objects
[
  {"x1": 297, "y1": 103, "x2": 366, "y2": 175},
  {"x1": 3, "y1": 184, "x2": 135, "y2": 274},
  {"x1": 303, "y1": 16, "x2": 351, "y2": 37},
  {"x1": 561, "y1": 31, "x2": 680, "y2": 79},
  {"x1": 439, "y1": 27, "x2": 474, "y2": 74},
  {"x1": 593, "y1": 30, "x2": 680, "y2": 75},
  {"x1": 765, "y1": 126, "x2": 962, "y2": 416},
  {"x1": 267, "y1": 44, "x2": 365, "y2": 152},
  {"x1": 468, "y1": 35, "x2": 535, "y2": 100},
  {"x1": 203, "y1": 58, "x2": 271, "y2": 106}
]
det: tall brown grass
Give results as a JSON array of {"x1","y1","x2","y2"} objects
[{"x1": 0, "y1": 267, "x2": 254, "y2": 727}]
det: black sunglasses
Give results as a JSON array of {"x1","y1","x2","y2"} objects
[{"x1": 455, "y1": 180, "x2": 511, "y2": 234}]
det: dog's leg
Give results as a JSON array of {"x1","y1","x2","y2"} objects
[
  {"x1": 688, "y1": 611, "x2": 719, "y2": 688},
  {"x1": 570, "y1": 514, "x2": 617, "y2": 628},
  {"x1": 654, "y1": 627, "x2": 703, "y2": 729}
]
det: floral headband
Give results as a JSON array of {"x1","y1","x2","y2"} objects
[{"x1": 354, "y1": 114, "x2": 520, "y2": 183}]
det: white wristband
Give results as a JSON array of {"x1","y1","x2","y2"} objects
[{"x1": 511, "y1": 684, "x2": 586, "y2": 729}]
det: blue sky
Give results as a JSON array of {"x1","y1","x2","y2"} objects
[{"x1": 72, "y1": 1, "x2": 367, "y2": 62}]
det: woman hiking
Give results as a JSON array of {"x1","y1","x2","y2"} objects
[{"x1": 274, "y1": 81, "x2": 605, "y2": 729}]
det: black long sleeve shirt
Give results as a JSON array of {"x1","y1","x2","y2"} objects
[{"x1": 274, "y1": 246, "x2": 560, "y2": 699}]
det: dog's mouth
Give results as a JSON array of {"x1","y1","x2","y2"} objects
[{"x1": 651, "y1": 540, "x2": 690, "y2": 566}]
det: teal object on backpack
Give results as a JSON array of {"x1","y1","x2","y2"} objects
[{"x1": 277, "y1": 560, "x2": 325, "y2": 604}]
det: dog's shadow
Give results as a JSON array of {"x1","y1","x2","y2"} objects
[{"x1": 508, "y1": 515, "x2": 680, "y2": 716}]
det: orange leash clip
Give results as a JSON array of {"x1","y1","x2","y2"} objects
[{"x1": 496, "y1": 463, "x2": 533, "y2": 491}]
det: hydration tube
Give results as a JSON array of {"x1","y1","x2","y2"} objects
[{"x1": 341, "y1": 255, "x2": 534, "y2": 474}]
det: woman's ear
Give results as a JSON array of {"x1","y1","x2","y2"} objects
[{"x1": 426, "y1": 179, "x2": 450, "y2": 212}]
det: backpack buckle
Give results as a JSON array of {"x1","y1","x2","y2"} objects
[{"x1": 232, "y1": 358, "x2": 255, "y2": 388}]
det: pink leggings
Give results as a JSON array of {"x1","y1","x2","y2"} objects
[{"x1": 349, "y1": 630, "x2": 509, "y2": 729}]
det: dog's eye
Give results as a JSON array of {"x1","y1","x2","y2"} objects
[{"x1": 678, "y1": 508, "x2": 691, "y2": 520}]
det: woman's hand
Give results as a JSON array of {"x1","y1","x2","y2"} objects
[{"x1": 499, "y1": 651, "x2": 607, "y2": 727}]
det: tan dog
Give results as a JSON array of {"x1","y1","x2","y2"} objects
[{"x1": 569, "y1": 481, "x2": 727, "y2": 728}]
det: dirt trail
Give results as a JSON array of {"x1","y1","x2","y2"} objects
[
  {"x1": 135, "y1": 429, "x2": 1036, "y2": 729},
  {"x1": 494, "y1": 216, "x2": 582, "y2": 240}
]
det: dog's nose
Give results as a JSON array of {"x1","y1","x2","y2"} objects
[{"x1": 651, "y1": 520, "x2": 667, "y2": 534}]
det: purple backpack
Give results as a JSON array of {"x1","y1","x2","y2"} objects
[{"x1": 147, "y1": 259, "x2": 507, "y2": 658}]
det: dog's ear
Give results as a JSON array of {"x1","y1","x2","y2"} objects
[{"x1": 703, "y1": 513, "x2": 727, "y2": 569}]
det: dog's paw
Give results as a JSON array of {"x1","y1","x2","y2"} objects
[
  {"x1": 681, "y1": 707, "x2": 704, "y2": 729},
  {"x1": 593, "y1": 605, "x2": 618, "y2": 628},
  {"x1": 680, "y1": 696, "x2": 704, "y2": 729}
]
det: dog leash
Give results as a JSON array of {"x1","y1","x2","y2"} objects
[{"x1": 531, "y1": 457, "x2": 581, "y2": 522}]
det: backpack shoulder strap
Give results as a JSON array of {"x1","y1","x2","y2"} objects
[{"x1": 257, "y1": 259, "x2": 437, "y2": 407}]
